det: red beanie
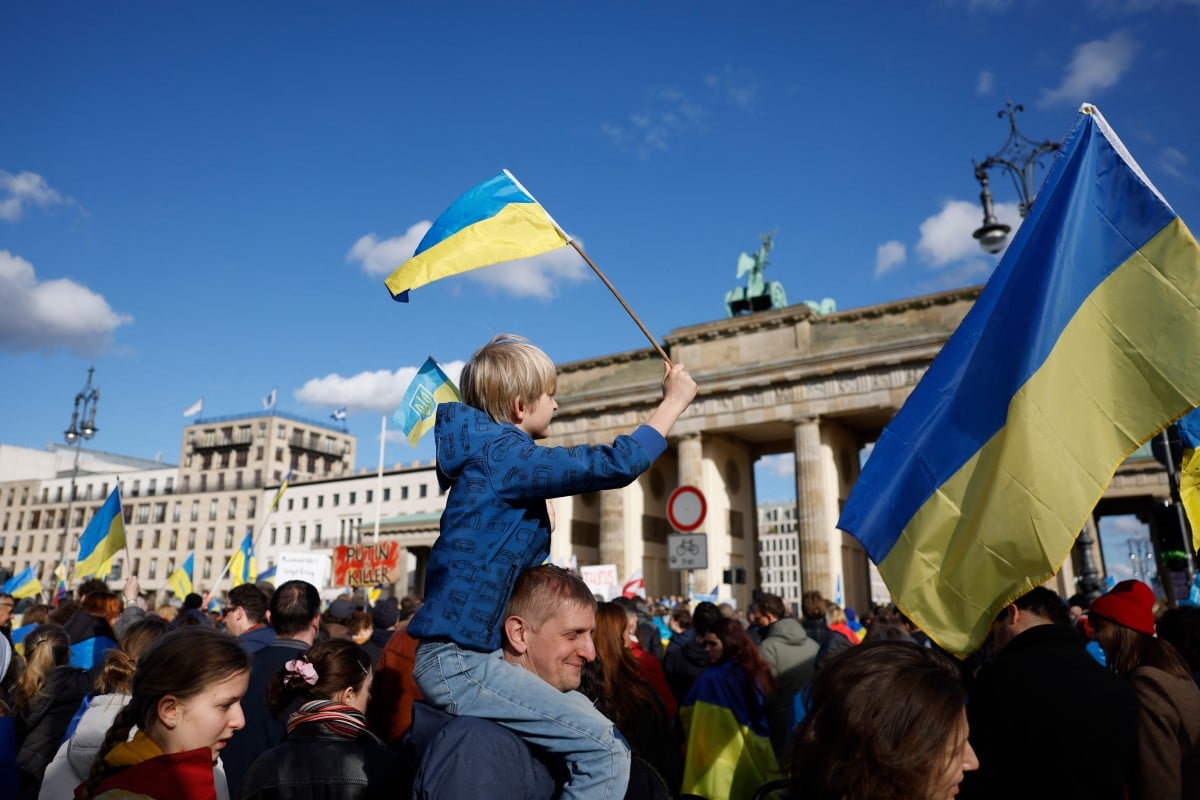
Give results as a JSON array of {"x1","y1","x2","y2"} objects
[{"x1": 1090, "y1": 580, "x2": 1156, "y2": 635}]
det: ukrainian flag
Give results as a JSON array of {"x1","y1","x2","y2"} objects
[
  {"x1": 77, "y1": 487, "x2": 126, "y2": 578},
  {"x1": 1, "y1": 565, "x2": 43, "y2": 599},
  {"x1": 166, "y1": 553, "x2": 194, "y2": 598},
  {"x1": 839, "y1": 104, "x2": 1200, "y2": 657},
  {"x1": 395, "y1": 357, "x2": 461, "y2": 446},
  {"x1": 228, "y1": 530, "x2": 257, "y2": 585},
  {"x1": 1176, "y1": 410, "x2": 1200, "y2": 550},
  {"x1": 384, "y1": 170, "x2": 569, "y2": 301},
  {"x1": 268, "y1": 471, "x2": 292, "y2": 513}
]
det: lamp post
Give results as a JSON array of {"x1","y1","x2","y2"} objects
[
  {"x1": 971, "y1": 100, "x2": 1061, "y2": 253},
  {"x1": 59, "y1": 367, "x2": 100, "y2": 572}
]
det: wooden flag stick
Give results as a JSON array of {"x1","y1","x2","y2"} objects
[{"x1": 569, "y1": 240, "x2": 672, "y2": 366}]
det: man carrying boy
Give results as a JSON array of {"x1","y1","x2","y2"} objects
[{"x1": 407, "y1": 334, "x2": 696, "y2": 800}]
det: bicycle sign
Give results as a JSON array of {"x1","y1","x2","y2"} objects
[{"x1": 667, "y1": 533, "x2": 708, "y2": 571}]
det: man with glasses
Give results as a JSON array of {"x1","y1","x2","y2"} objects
[
  {"x1": 0, "y1": 592, "x2": 14, "y2": 644},
  {"x1": 224, "y1": 582, "x2": 273, "y2": 653}
]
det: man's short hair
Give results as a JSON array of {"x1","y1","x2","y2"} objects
[
  {"x1": 78, "y1": 578, "x2": 108, "y2": 599},
  {"x1": 1012, "y1": 586, "x2": 1070, "y2": 626},
  {"x1": 801, "y1": 591, "x2": 828, "y2": 621},
  {"x1": 756, "y1": 593, "x2": 787, "y2": 620},
  {"x1": 459, "y1": 334, "x2": 557, "y2": 424},
  {"x1": 671, "y1": 604, "x2": 692, "y2": 628},
  {"x1": 270, "y1": 580, "x2": 321, "y2": 636},
  {"x1": 228, "y1": 583, "x2": 268, "y2": 624},
  {"x1": 692, "y1": 602, "x2": 722, "y2": 636},
  {"x1": 506, "y1": 565, "x2": 595, "y2": 631}
]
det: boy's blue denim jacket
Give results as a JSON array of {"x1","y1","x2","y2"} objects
[{"x1": 407, "y1": 402, "x2": 666, "y2": 651}]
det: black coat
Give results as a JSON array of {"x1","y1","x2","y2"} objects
[
  {"x1": 960, "y1": 623, "x2": 1138, "y2": 800},
  {"x1": 15, "y1": 665, "x2": 91, "y2": 800},
  {"x1": 237, "y1": 720, "x2": 408, "y2": 800}
]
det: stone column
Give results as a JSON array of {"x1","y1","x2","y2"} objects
[
  {"x1": 677, "y1": 433, "x2": 703, "y2": 487},
  {"x1": 599, "y1": 489, "x2": 625, "y2": 568},
  {"x1": 794, "y1": 417, "x2": 832, "y2": 598}
]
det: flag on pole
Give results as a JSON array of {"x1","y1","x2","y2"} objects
[
  {"x1": 1177, "y1": 410, "x2": 1200, "y2": 551},
  {"x1": 77, "y1": 486, "x2": 126, "y2": 578},
  {"x1": 383, "y1": 170, "x2": 570, "y2": 302},
  {"x1": 228, "y1": 530, "x2": 257, "y2": 585},
  {"x1": 1, "y1": 565, "x2": 43, "y2": 599},
  {"x1": 268, "y1": 471, "x2": 292, "y2": 513},
  {"x1": 183, "y1": 398, "x2": 203, "y2": 418},
  {"x1": 838, "y1": 104, "x2": 1200, "y2": 657},
  {"x1": 263, "y1": 389, "x2": 277, "y2": 410},
  {"x1": 53, "y1": 563, "x2": 69, "y2": 606},
  {"x1": 622, "y1": 569, "x2": 646, "y2": 598},
  {"x1": 394, "y1": 357, "x2": 461, "y2": 446},
  {"x1": 331, "y1": 407, "x2": 347, "y2": 421},
  {"x1": 166, "y1": 553, "x2": 195, "y2": 598}
]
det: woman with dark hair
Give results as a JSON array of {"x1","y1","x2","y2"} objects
[
  {"x1": 1090, "y1": 579, "x2": 1200, "y2": 800},
  {"x1": 39, "y1": 617, "x2": 172, "y2": 799},
  {"x1": 77, "y1": 627, "x2": 251, "y2": 799},
  {"x1": 680, "y1": 616, "x2": 777, "y2": 799},
  {"x1": 12, "y1": 624, "x2": 91, "y2": 800},
  {"x1": 237, "y1": 638, "x2": 406, "y2": 799},
  {"x1": 580, "y1": 603, "x2": 682, "y2": 796},
  {"x1": 791, "y1": 640, "x2": 978, "y2": 800}
]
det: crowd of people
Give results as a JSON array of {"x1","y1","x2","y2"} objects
[
  {"x1": 2, "y1": 334, "x2": 1199, "y2": 799},
  {"x1": 1, "y1": 573, "x2": 1196, "y2": 799}
]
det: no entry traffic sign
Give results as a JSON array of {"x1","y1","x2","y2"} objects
[{"x1": 667, "y1": 485, "x2": 707, "y2": 532}]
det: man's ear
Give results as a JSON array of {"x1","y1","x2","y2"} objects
[
  {"x1": 504, "y1": 615, "x2": 529, "y2": 654},
  {"x1": 157, "y1": 695, "x2": 181, "y2": 730}
]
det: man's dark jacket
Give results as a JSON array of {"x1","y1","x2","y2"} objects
[
  {"x1": 960, "y1": 623, "x2": 1137, "y2": 800},
  {"x1": 220, "y1": 638, "x2": 309, "y2": 797}
]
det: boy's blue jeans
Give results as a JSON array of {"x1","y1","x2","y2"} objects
[{"x1": 414, "y1": 640, "x2": 631, "y2": 800}]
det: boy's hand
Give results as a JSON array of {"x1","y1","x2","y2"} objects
[{"x1": 661, "y1": 362, "x2": 698, "y2": 408}]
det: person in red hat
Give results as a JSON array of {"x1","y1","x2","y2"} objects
[{"x1": 1091, "y1": 579, "x2": 1200, "y2": 800}]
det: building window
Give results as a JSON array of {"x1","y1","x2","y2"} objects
[
  {"x1": 248, "y1": 497, "x2": 257, "y2": 519},
  {"x1": 191, "y1": 501, "x2": 200, "y2": 522},
  {"x1": 270, "y1": 527, "x2": 277, "y2": 546},
  {"x1": 333, "y1": 494, "x2": 339, "y2": 507},
  {"x1": 285, "y1": 526, "x2": 292, "y2": 545},
  {"x1": 419, "y1": 484, "x2": 427, "y2": 498},
  {"x1": 225, "y1": 527, "x2": 235, "y2": 548},
  {"x1": 148, "y1": 558, "x2": 157, "y2": 579},
  {"x1": 302, "y1": 497, "x2": 308, "y2": 510},
  {"x1": 206, "y1": 528, "x2": 215, "y2": 548},
  {"x1": 209, "y1": 499, "x2": 218, "y2": 521},
  {"x1": 366, "y1": 490, "x2": 373, "y2": 503},
  {"x1": 287, "y1": 498, "x2": 294, "y2": 511},
  {"x1": 401, "y1": 486, "x2": 409, "y2": 500},
  {"x1": 170, "y1": 530, "x2": 178, "y2": 549},
  {"x1": 314, "y1": 523, "x2": 322, "y2": 545},
  {"x1": 299, "y1": 524, "x2": 306, "y2": 544},
  {"x1": 318, "y1": 496, "x2": 324, "y2": 509},
  {"x1": 188, "y1": 529, "x2": 196, "y2": 549},
  {"x1": 383, "y1": 488, "x2": 391, "y2": 501},
  {"x1": 203, "y1": 557, "x2": 213, "y2": 580},
  {"x1": 349, "y1": 492, "x2": 356, "y2": 505},
  {"x1": 228, "y1": 498, "x2": 237, "y2": 520}
]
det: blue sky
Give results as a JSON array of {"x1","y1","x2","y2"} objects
[{"x1": 3, "y1": 0, "x2": 1199, "y2": 540}]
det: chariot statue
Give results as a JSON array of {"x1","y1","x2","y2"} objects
[{"x1": 725, "y1": 231, "x2": 788, "y2": 317}]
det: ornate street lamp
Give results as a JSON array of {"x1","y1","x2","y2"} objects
[
  {"x1": 971, "y1": 100, "x2": 1061, "y2": 253},
  {"x1": 60, "y1": 367, "x2": 100, "y2": 570}
]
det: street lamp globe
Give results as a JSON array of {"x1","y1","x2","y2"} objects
[{"x1": 974, "y1": 220, "x2": 1011, "y2": 254}]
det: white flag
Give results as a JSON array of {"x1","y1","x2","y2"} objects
[
  {"x1": 263, "y1": 389, "x2": 277, "y2": 410},
  {"x1": 182, "y1": 398, "x2": 203, "y2": 418}
]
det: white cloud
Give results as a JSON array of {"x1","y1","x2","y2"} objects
[
  {"x1": 0, "y1": 170, "x2": 66, "y2": 222},
  {"x1": 0, "y1": 250, "x2": 132, "y2": 355},
  {"x1": 758, "y1": 453, "x2": 794, "y2": 479},
  {"x1": 875, "y1": 240, "x2": 907, "y2": 277},
  {"x1": 346, "y1": 222, "x2": 432, "y2": 276},
  {"x1": 704, "y1": 68, "x2": 759, "y2": 111},
  {"x1": 916, "y1": 199, "x2": 1022, "y2": 266},
  {"x1": 1159, "y1": 147, "x2": 1188, "y2": 180},
  {"x1": 347, "y1": 222, "x2": 589, "y2": 300},
  {"x1": 1039, "y1": 31, "x2": 1138, "y2": 107},
  {"x1": 295, "y1": 360, "x2": 466, "y2": 416},
  {"x1": 976, "y1": 70, "x2": 995, "y2": 95}
]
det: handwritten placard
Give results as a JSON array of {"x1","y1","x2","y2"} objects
[{"x1": 333, "y1": 542, "x2": 402, "y2": 587}]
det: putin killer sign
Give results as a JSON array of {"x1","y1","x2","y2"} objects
[{"x1": 334, "y1": 542, "x2": 402, "y2": 587}]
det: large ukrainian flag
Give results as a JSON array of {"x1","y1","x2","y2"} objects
[
  {"x1": 839, "y1": 105, "x2": 1200, "y2": 657},
  {"x1": 77, "y1": 486, "x2": 126, "y2": 578},
  {"x1": 384, "y1": 170, "x2": 569, "y2": 301}
]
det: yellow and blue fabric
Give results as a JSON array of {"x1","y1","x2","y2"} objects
[
  {"x1": 11, "y1": 621, "x2": 38, "y2": 656},
  {"x1": 268, "y1": 471, "x2": 291, "y2": 513},
  {"x1": 1176, "y1": 409, "x2": 1200, "y2": 551},
  {"x1": 77, "y1": 486, "x2": 126, "y2": 578},
  {"x1": 1, "y1": 565, "x2": 42, "y2": 599},
  {"x1": 395, "y1": 357, "x2": 461, "y2": 446},
  {"x1": 166, "y1": 553, "x2": 194, "y2": 598},
  {"x1": 228, "y1": 530, "x2": 257, "y2": 585},
  {"x1": 837, "y1": 104, "x2": 1200, "y2": 657},
  {"x1": 679, "y1": 660, "x2": 779, "y2": 799},
  {"x1": 384, "y1": 171, "x2": 569, "y2": 301},
  {"x1": 258, "y1": 564, "x2": 277, "y2": 584}
]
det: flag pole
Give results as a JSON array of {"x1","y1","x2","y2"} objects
[
  {"x1": 503, "y1": 170, "x2": 672, "y2": 366},
  {"x1": 373, "y1": 415, "x2": 385, "y2": 542}
]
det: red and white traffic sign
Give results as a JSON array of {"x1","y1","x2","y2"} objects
[{"x1": 667, "y1": 485, "x2": 707, "y2": 532}]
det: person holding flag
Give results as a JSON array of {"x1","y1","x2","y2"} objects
[{"x1": 406, "y1": 333, "x2": 696, "y2": 800}]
